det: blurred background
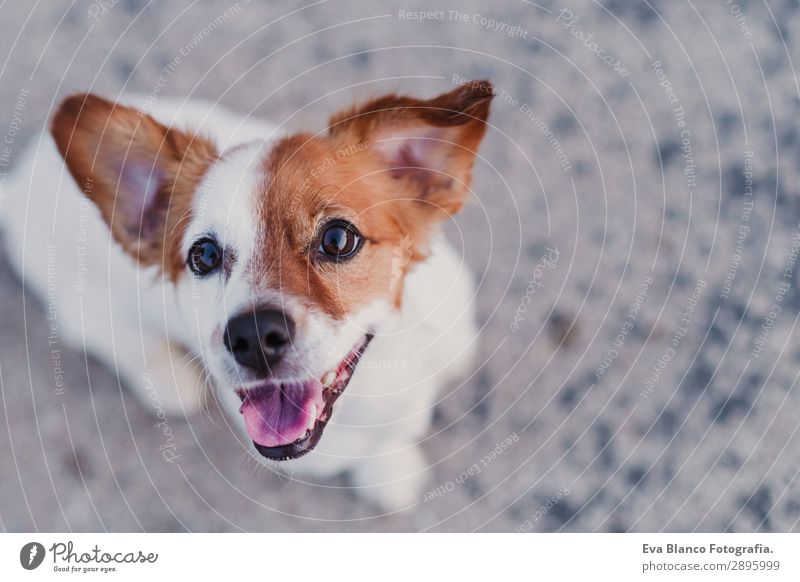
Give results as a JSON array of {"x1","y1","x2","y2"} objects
[{"x1": 1, "y1": 0, "x2": 799, "y2": 532}]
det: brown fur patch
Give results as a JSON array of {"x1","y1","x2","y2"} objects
[
  {"x1": 250, "y1": 82, "x2": 493, "y2": 319},
  {"x1": 51, "y1": 93, "x2": 218, "y2": 280},
  {"x1": 329, "y1": 80, "x2": 493, "y2": 214}
]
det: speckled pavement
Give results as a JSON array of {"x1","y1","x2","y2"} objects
[{"x1": 0, "y1": 0, "x2": 799, "y2": 532}]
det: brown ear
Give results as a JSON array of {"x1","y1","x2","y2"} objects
[
  {"x1": 51, "y1": 93, "x2": 218, "y2": 278},
  {"x1": 328, "y1": 80, "x2": 493, "y2": 216}
]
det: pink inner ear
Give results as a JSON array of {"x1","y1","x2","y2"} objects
[
  {"x1": 116, "y1": 160, "x2": 165, "y2": 222},
  {"x1": 373, "y1": 126, "x2": 450, "y2": 180}
]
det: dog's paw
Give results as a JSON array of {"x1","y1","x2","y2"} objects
[{"x1": 350, "y1": 443, "x2": 428, "y2": 512}]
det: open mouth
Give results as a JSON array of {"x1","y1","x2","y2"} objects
[{"x1": 236, "y1": 334, "x2": 373, "y2": 461}]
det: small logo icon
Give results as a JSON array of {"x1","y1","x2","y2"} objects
[{"x1": 20, "y1": 542, "x2": 45, "y2": 570}]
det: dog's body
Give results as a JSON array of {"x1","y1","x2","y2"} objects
[{"x1": 1, "y1": 86, "x2": 491, "y2": 510}]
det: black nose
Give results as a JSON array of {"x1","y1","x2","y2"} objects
[{"x1": 224, "y1": 309, "x2": 295, "y2": 375}]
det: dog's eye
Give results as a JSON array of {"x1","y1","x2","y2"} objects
[
  {"x1": 318, "y1": 221, "x2": 362, "y2": 261},
  {"x1": 188, "y1": 238, "x2": 222, "y2": 275}
]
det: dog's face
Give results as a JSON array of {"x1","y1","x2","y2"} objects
[{"x1": 51, "y1": 82, "x2": 492, "y2": 460}]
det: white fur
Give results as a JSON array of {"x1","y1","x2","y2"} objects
[{"x1": 0, "y1": 96, "x2": 478, "y2": 511}]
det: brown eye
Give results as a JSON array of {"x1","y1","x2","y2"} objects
[
  {"x1": 318, "y1": 221, "x2": 362, "y2": 261},
  {"x1": 188, "y1": 238, "x2": 222, "y2": 275}
]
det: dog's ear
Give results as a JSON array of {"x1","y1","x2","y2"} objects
[
  {"x1": 51, "y1": 93, "x2": 218, "y2": 278},
  {"x1": 328, "y1": 81, "x2": 493, "y2": 216}
]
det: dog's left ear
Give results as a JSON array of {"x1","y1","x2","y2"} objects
[
  {"x1": 328, "y1": 81, "x2": 493, "y2": 216},
  {"x1": 51, "y1": 93, "x2": 218, "y2": 278}
]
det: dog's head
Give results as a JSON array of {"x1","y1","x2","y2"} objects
[{"x1": 51, "y1": 82, "x2": 493, "y2": 460}]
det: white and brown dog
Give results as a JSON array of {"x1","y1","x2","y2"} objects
[{"x1": 1, "y1": 81, "x2": 493, "y2": 510}]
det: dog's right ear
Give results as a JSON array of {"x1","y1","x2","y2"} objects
[
  {"x1": 328, "y1": 81, "x2": 493, "y2": 217},
  {"x1": 51, "y1": 93, "x2": 218, "y2": 278}
]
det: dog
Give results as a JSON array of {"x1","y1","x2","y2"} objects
[{"x1": 1, "y1": 81, "x2": 493, "y2": 510}]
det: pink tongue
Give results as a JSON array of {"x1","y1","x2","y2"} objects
[{"x1": 239, "y1": 382, "x2": 320, "y2": 448}]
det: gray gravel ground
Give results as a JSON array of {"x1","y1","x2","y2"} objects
[{"x1": 1, "y1": 0, "x2": 800, "y2": 532}]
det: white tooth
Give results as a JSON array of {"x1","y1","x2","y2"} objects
[
  {"x1": 321, "y1": 371, "x2": 336, "y2": 387},
  {"x1": 307, "y1": 405, "x2": 317, "y2": 431}
]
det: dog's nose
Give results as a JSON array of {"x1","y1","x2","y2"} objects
[{"x1": 224, "y1": 309, "x2": 295, "y2": 375}]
